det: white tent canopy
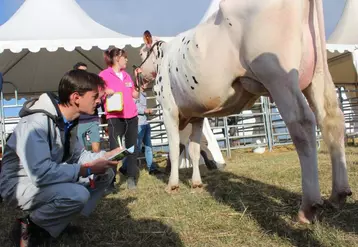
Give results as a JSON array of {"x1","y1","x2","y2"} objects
[
  {"x1": 0, "y1": 0, "x2": 172, "y2": 97},
  {"x1": 0, "y1": 0, "x2": 135, "y2": 53},
  {"x1": 326, "y1": 0, "x2": 358, "y2": 84}
]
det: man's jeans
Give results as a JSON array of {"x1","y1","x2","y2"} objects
[{"x1": 137, "y1": 124, "x2": 154, "y2": 171}]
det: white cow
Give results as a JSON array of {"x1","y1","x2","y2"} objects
[{"x1": 138, "y1": 0, "x2": 351, "y2": 223}]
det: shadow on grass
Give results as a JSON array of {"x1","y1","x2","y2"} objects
[
  {"x1": 0, "y1": 196, "x2": 184, "y2": 247},
  {"x1": 154, "y1": 165, "x2": 358, "y2": 247},
  {"x1": 203, "y1": 171, "x2": 319, "y2": 246}
]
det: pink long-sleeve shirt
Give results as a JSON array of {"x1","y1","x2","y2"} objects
[{"x1": 99, "y1": 67, "x2": 138, "y2": 119}]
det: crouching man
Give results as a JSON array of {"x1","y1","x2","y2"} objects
[{"x1": 0, "y1": 70, "x2": 122, "y2": 246}]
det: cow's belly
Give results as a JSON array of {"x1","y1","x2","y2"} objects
[
  {"x1": 172, "y1": 78, "x2": 257, "y2": 119},
  {"x1": 299, "y1": 18, "x2": 316, "y2": 91}
]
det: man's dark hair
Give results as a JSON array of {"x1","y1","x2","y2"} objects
[
  {"x1": 58, "y1": 70, "x2": 105, "y2": 105},
  {"x1": 73, "y1": 62, "x2": 87, "y2": 70}
]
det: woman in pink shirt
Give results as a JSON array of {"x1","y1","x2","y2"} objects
[{"x1": 99, "y1": 48, "x2": 140, "y2": 191}]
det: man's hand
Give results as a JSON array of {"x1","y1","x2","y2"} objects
[{"x1": 79, "y1": 158, "x2": 118, "y2": 177}]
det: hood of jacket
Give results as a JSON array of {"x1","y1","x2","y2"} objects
[{"x1": 19, "y1": 92, "x2": 68, "y2": 131}]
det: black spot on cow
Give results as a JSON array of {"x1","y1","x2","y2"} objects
[
  {"x1": 157, "y1": 49, "x2": 160, "y2": 58},
  {"x1": 158, "y1": 91, "x2": 161, "y2": 96},
  {"x1": 159, "y1": 76, "x2": 162, "y2": 82},
  {"x1": 169, "y1": 68, "x2": 171, "y2": 73},
  {"x1": 191, "y1": 86, "x2": 194, "y2": 90},
  {"x1": 161, "y1": 51, "x2": 164, "y2": 58},
  {"x1": 161, "y1": 85, "x2": 163, "y2": 92},
  {"x1": 186, "y1": 40, "x2": 190, "y2": 45},
  {"x1": 192, "y1": 76, "x2": 199, "y2": 84},
  {"x1": 140, "y1": 53, "x2": 142, "y2": 56},
  {"x1": 196, "y1": 44, "x2": 199, "y2": 48},
  {"x1": 156, "y1": 64, "x2": 159, "y2": 72},
  {"x1": 183, "y1": 54, "x2": 185, "y2": 59},
  {"x1": 178, "y1": 48, "x2": 180, "y2": 52},
  {"x1": 182, "y1": 37, "x2": 185, "y2": 42},
  {"x1": 185, "y1": 74, "x2": 187, "y2": 78},
  {"x1": 154, "y1": 91, "x2": 157, "y2": 96},
  {"x1": 176, "y1": 67, "x2": 178, "y2": 72},
  {"x1": 187, "y1": 80, "x2": 189, "y2": 83},
  {"x1": 229, "y1": 23, "x2": 232, "y2": 26}
]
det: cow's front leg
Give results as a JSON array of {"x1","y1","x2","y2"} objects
[
  {"x1": 163, "y1": 110, "x2": 181, "y2": 192},
  {"x1": 188, "y1": 119, "x2": 204, "y2": 189}
]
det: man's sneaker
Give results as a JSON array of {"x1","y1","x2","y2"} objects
[
  {"x1": 127, "y1": 177, "x2": 137, "y2": 190},
  {"x1": 10, "y1": 216, "x2": 52, "y2": 247}
]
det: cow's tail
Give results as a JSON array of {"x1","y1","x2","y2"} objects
[
  {"x1": 313, "y1": 0, "x2": 328, "y2": 64},
  {"x1": 311, "y1": 0, "x2": 338, "y2": 104}
]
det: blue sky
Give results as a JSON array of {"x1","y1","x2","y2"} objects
[
  {"x1": 0, "y1": 0, "x2": 347, "y2": 37},
  {"x1": 0, "y1": 0, "x2": 347, "y2": 116}
]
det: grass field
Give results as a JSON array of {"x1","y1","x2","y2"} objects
[{"x1": 1, "y1": 144, "x2": 358, "y2": 247}]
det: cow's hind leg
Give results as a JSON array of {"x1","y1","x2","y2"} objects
[
  {"x1": 188, "y1": 119, "x2": 204, "y2": 190},
  {"x1": 303, "y1": 71, "x2": 352, "y2": 209},
  {"x1": 251, "y1": 54, "x2": 322, "y2": 223}
]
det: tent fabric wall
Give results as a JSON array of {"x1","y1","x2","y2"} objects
[
  {"x1": 328, "y1": 52, "x2": 357, "y2": 84},
  {"x1": 0, "y1": 45, "x2": 146, "y2": 98}
]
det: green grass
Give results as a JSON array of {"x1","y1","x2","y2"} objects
[{"x1": 1, "y1": 144, "x2": 358, "y2": 247}]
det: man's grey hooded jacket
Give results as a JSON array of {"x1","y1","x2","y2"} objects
[{"x1": 0, "y1": 93, "x2": 104, "y2": 201}]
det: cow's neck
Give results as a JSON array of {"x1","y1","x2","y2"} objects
[{"x1": 153, "y1": 45, "x2": 165, "y2": 75}]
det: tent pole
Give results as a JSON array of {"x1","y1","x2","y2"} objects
[
  {"x1": 75, "y1": 48, "x2": 104, "y2": 71},
  {"x1": 3, "y1": 50, "x2": 30, "y2": 76}
]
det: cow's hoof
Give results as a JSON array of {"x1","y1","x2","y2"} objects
[
  {"x1": 165, "y1": 185, "x2": 180, "y2": 194},
  {"x1": 328, "y1": 189, "x2": 352, "y2": 209},
  {"x1": 191, "y1": 183, "x2": 204, "y2": 193},
  {"x1": 192, "y1": 183, "x2": 203, "y2": 189},
  {"x1": 297, "y1": 202, "x2": 323, "y2": 224}
]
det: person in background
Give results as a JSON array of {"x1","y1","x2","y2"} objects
[
  {"x1": 73, "y1": 62, "x2": 87, "y2": 71},
  {"x1": 74, "y1": 62, "x2": 102, "y2": 153},
  {"x1": 0, "y1": 70, "x2": 122, "y2": 246},
  {"x1": 135, "y1": 78, "x2": 161, "y2": 175},
  {"x1": 99, "y1": 48, "x2": 140, "y2": 191}
]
